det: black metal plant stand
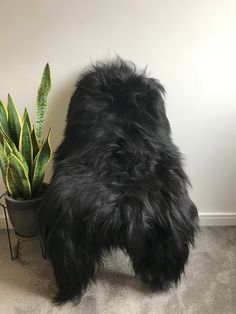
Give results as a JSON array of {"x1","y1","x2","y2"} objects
[{"x1": 0, "y1": 193, "x2": 47, "y2": 261}]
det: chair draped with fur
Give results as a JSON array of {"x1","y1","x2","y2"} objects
[{"x1": 39, "y1": 59, "x2": 198, "y2": 304}]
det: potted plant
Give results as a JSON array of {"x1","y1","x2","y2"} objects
[{"x1": 0, "y1": 64, "x2": 52, "y2": 238}]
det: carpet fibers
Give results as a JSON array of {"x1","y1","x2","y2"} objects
[{"x1": 0, "y1": 227, "x2": 235, "y2": 314}]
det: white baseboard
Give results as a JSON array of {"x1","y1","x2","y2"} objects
[
  {"x1": 0, "y1": 212, "x2": 236, "y2": 229},
  {"x1": 198, "y1": 212, "x2": 236, "y2": 226}
]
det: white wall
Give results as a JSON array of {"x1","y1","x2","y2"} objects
[{"x1": 0, "y1": 0, "x2": 236, "y2": 222}]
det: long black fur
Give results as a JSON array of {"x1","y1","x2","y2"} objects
[{"x1": 39, "y1": 58, "x2": 198, "y2": 304}]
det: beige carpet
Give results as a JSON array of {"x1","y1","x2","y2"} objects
[{"x1": 0, "y1": 227, "x2": 235, "y2": 314}]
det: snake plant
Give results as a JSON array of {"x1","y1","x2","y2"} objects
[{"x1": 0, "y1": 64, "x2": 52, "y2": 199}]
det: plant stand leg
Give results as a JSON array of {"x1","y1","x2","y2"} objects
[
  {"x1": 15, "y1": 237, "x2": 20, "y2": 259},
  {"x1": 39, "y1": 238, "x2": 47, "y2": 260},
  {"x1": 3, "y1": 205, "x2": 19, "y2": 260}
]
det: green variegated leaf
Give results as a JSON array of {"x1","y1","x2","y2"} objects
[
  {"x1": 36, "y1": 63, "x2": 51, "y2": 144},
  {"x1": 19, "y1": 115, "x2": 33, "y2": 169},
  {"x1": 8, "y1": 153, "x2": 31, "y2": 198},
  {"x1": 6, "y1": 162, "x2": 22, "y2": 198},
  {"x1": 0, "y1": 142, "x2": 7, "y2": 185},
  {"x1": 3, "y1": 139, "x2": 12, "y2": 156},
  {"x1": 22, "y1": 108, "x2": 32, "y2": 132},
  {"x1": 0, "y1": 124, "x2": 12, "y2": 147},
  {"x1": 0, "y1": 100, "x2": 9, "y2": 135},
  {"x1": 31, "y1": 126, "x2": 40, "y2": 159},
  {"x1": 11, "y1": 143, "x2": 29, "y2": 175},
  {"x1": 32, "y1": 130, "x2": 52, "y2": 195},
  {"x1": 0, "y1": 123, "x2": 4, "y2": 145},
  {"x1": 0, "y1": 114, "x2": 29, "y2": 175},
  {"x1": 7, "y1": 94, "x2": 22, "y2": 147}
]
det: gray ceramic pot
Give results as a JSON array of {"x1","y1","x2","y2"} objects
[{"x1": 4, "y1": 193, "x2": 44, "y2": 238}]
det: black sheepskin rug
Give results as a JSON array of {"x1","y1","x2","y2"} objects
[{"x1": 39, "y1": 58, "x2": 198, "y2": 304}]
